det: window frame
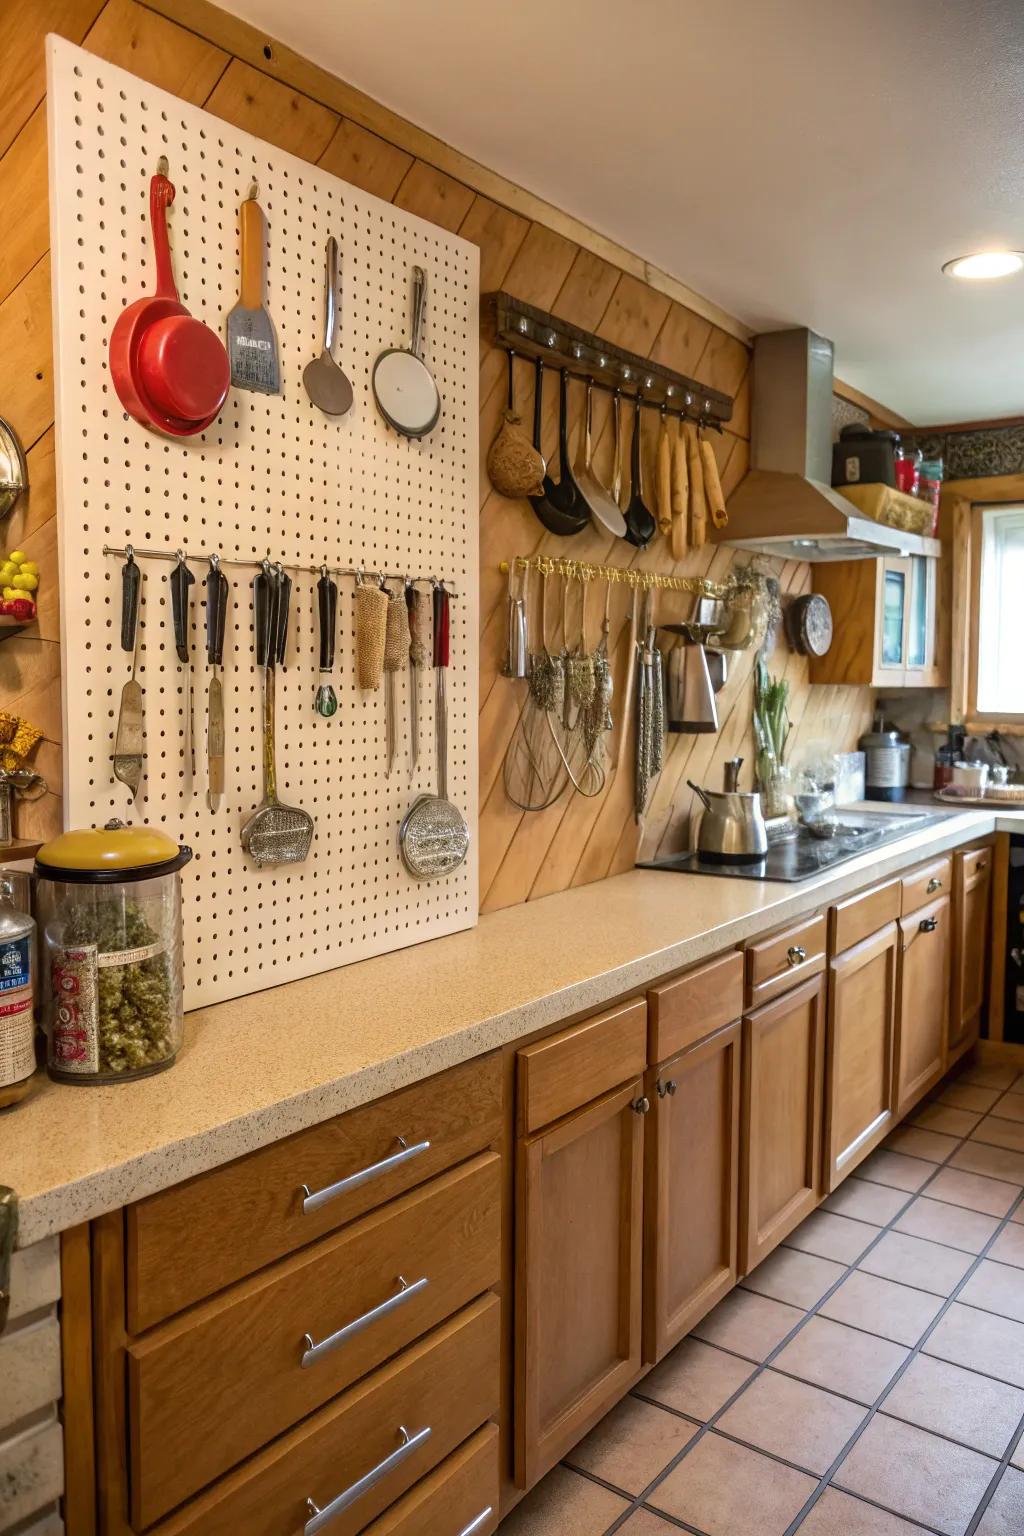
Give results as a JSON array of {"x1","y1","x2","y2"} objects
[{"x1": 950, "y1": 474, "x2": 1024, "y2": 733}]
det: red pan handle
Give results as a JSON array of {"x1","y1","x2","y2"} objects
[
  {"x1": 433, "y1": 584, "x2": 449, "y2": 669},
  {"x1": 149, "y1": 172, "x2": 179, "y2": 302}
]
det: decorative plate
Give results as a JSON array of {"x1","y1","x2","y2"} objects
[{"x1": 786, "y1": 593, "x2": 833, "y2": 656}]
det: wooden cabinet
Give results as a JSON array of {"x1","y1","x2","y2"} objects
[
  {"x1": 809, "y1": 553, "x2": 942, "y2": 689},
  {"x1": 514, "y1": 1079, "x2": 644, "y2": 1488},
  {"x1": 895, "y1": 893, "x2": 951, "y2": 1116},
  {"x1": 740, "y1": 974, "x2": 826, "y2": 1273},
  {"x1": 951, "y1": 847, "x2": 992, "y2": 1063},
  {"x1": 644, "y1": 1020, "x2": 741, "y2": 1364},
  {"x1": 824, "y1": 922, "x2": 899, "y2": 1192}
]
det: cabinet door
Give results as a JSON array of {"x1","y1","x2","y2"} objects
[
  {"x1": 740, "y1": 975, "x2": 826, "y2": 1274},
  {"x1": 644, "y1": 1021, "x2": 741, "y2": 1365},
  {"x1": 515, "y1": 1080, "x2": 644, "y2": 1489},
  {"x1": 951, "y1": 852, "x2": 992, "y2": 1060},
  {"x1": 824, "y1": 923, "x2": 898, "y2": 1193},
  {"x1": 877, "y1": 555, "x2": 909, "y2": 681},
  {"x1": 896, "y1": 893, "x2": 951, "y2": 1116}
]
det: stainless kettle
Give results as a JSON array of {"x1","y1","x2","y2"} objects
[{"x1": 688, "y1": 758, "x2": 768, "y2": 864}]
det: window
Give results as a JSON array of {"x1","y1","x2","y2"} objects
[{"x1": 976, "y1": 506, "x2": 1024, "y2": 714}]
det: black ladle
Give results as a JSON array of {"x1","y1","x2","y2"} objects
[
  {"x1": 624, "y1": 392, "x2": 657, "y2": 547},
  {"x1": 527, "y1": 359, "x2": 588, "y2": 536}
]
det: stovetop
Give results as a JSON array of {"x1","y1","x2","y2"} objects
[{"x1": 637, "y1": 810, "x2": 949, "y2": 883}]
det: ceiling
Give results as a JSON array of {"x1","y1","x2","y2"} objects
[{"x1": 223, "y1": 0, "x2": 1024, "y2": 426}]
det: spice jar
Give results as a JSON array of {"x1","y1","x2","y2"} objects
[
  {"x1": 35, "y1": 821, "x2": 191, "y2": 1084},
  {"x1": 0, "y1": 875, "x2": 37, "y2": 1109}
]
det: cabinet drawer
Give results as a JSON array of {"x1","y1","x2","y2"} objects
[
  {"x1": 961, "y1": 846, "x2": 992, "y2": 881},
  {"x1": 127, "y1": 1051, "x2": 502, "y2": 1331},
  {"x1": 745, "y1": 915, "x2": 826, "y2": 1007},
  {"x1": 830, "y1": 879, "x2": 901, "y2": 954},
  {"x1": 156, "y1": 1296, "x2": 500, "y2": 1536},
  {"x1": 517, "y1": 998, "x2": 647, "y2": 1133},
  {"x1": 129, "y1": 1154, "x2": 500, "y2": 1527},
  {"x1": 648, "y1": 951, "x2": 743, "y2": 1064},
  {"x1": 901, "y1": 856, "x2": 952, "y2": 914},
  {"x1": 361, "y1": 1425, "x2": 499, "y2": 1536}
]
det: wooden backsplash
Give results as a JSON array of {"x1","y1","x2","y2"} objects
[{"x1": 1, "y1": 0, "x2": 873, "y2": 904}]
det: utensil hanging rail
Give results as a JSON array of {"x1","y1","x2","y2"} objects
[
  {"x1": 101, "y1": 546, "x2": 457, "y2": 594},
  {"x1": 499, "y1": 554, "x2": 731, "y2": 598},
  {"x1": 486, "y1": 292, "x2": 733, "y2": 427}
]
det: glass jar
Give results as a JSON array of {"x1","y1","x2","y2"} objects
[
  {"x1": 35, "y1": 821, "x2": 192, "y2": 1085},
  {"x1": 894, "y1": 443, "x2": 922, "y2": 497}
]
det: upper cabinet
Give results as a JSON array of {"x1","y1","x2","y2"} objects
[{"x1": 809, "y1": 553, "x2": 944, "y2": 689}]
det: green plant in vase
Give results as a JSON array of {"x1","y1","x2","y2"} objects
[{"x1": 753, "y1": 656, "x2": 791, "y2": 816}]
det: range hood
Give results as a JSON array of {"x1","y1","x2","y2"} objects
[{"x1": 714, "y1": 328, "x2": 940, "y2": 561}]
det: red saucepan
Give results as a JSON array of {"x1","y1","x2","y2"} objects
[{"x1": 109, "y1": 161, "x2": 230, "y2": 437}]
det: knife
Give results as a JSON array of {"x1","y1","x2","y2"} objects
[
  {"x1": 170, "y1": 553, "x2": 196, "y2": 780},
  {"x1": 205, "y1": 555, "x2": 229, "y2": 812},
  {"x1": 112, "y1": 549, "x2": 144, "y2": 800}
]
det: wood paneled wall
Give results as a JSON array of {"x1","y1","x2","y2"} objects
[{"x1": 0, "y1": 0, "x2": 873, "y2": 905}]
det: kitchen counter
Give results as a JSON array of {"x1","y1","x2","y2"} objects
[{"x1": 3, "y1": 805, "x2": 1020, "y2": 1247}]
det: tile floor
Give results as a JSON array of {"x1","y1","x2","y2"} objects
[{"x1": 500, "y1": 1061, "x2": 1024, "y2": 1536}]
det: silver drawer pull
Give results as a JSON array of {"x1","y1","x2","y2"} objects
[
  {"x1": 457, "y1": 1511, "x2": 494, "y2": 1536},
  {"x1": 786, "y1": 945, "x2": 807, "y2": 966},
  {"x1": 301, "y1": 1275, "x2": 428, "y2": 1368},
  {"x1": 919, "y1": 916, "x2": 939, "y2": 933},
  {"x1": 927, "y1": 876, "x2": 943, "y2": 893},
  {"x1": 301, "y1": 1136, "x2": 431, "y2": 1214},
  {"x1": 305, "y1": 1424, "x2": 430, "y2": 1534}
]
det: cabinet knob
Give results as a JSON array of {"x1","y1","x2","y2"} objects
[
  {"x1": 632, "y1": 1096, "x2": 651, "y2": 1116},
  {"x1": 657, "y1": 1079, "x2": 678, "y2": 1099},
  {"x1": 919, "y1": 916, "x2": 939, "y2": 933},
  {"x1": 926, "y1": 876, "x2": 943, "y2": 893},
  {"x1": 787, "y1": 945, "x2": 807, "y2": 966}
]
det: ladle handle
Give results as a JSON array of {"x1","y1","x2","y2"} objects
[
  {"x1": 533, "y1": 358, "x2": 545, "y2": 451},
  {"x1": 687, "y1": 780, "x2": 712, "y2": 812},
  {"x1": 322, "y1": 238, "x2": 338, "y2": 354},
  {"x1": 410, "y1": 266, "x2": 427, "y2": 358}
]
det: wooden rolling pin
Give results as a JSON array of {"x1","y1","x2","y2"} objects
[
  {"x1": 700, "y1": 433, "x2": 729, "y2": 530},
  {"x1": 656, "y1": 413, "x2": 672, "y2": 536},
  {"x1": 686, "y1": 424, "x2": 707, "y2": 548},
  {"x1": 670, "y1": 418, "x2": 688, "y2": 560}
]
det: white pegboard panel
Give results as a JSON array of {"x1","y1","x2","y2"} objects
[{"x1": 46, "y1": 37, "x2": 479, "y2": 1011}]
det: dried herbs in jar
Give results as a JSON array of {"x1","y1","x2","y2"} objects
[{"x1": 35, "y1": 821, "x2": 191, "y2": 1085}]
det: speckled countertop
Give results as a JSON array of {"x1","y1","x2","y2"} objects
[{"x1": 3, "y1": 805, "x2": 1019, "y2": 1247}]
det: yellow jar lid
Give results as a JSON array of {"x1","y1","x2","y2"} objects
[{"x1": 36, "y1": 820, "x2": 191, "y2": 882}]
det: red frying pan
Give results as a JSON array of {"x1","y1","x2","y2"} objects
[{"x1": 109, "y1": 161, "x2": 230, "y2": 437}]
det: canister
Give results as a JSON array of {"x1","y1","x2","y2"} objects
[
  {"x1": 35, "y1": 821, "x2": 192, "y2": 1084},
  {"x1": 859, "y1": 722, "x2": 911, "y2": 802}
]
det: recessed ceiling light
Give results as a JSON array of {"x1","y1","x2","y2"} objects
[{"x1": 942, "y1": 250, "x2": 1024, "y2": 280}]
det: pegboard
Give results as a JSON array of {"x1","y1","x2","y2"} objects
[{"x1": 46, "y1": 37, "x2": 479, "y2": 1012}]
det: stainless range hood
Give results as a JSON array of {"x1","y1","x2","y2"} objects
[{"x1": 713, "y1": 328, "x2": 939, "y2": 561}]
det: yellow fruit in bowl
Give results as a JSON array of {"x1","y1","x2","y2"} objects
[
  {"x1": 0, "y1": 567, "x2": 16, "y2": 587},
  {"x1": 12, "y1": 573, "x2": 37, "y2": 592},
  {"x1": 2, "y1": 589, "x2": 18, "y2": 602},
  {"x1": 19, "y1": 562, "x2": 37, "y2": 576},
  {"x1": 8, "y1": 552, "x2": 25, "y2": 566}
]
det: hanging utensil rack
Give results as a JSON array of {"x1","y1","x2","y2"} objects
[
  {"x1": 499, "y1": 555, "x2": 732, "y2": 599},
  {"x1": 102, "y1": 545, "x2": 458, "y2": 596},
  {"x1": 485, "y1": 293, "x2": 733, "y2": 427}
]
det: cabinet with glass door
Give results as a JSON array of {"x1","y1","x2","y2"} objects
[{"x1": 809, "y1": 553, "x2": 943, "y2": 688}]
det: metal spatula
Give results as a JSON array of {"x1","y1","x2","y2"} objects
[
  {"x1": 113, "y1": 548, "x2": 144, "y2": 800},
  {"x1": 241, "y1": 562, "x2": 313, "y2": 868},
  {"x1": 226, "y1": 188, "x2": 280, "y2": 395}
]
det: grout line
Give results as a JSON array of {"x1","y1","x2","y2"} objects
[
  {"x1": 574, "y1": 1072, "x2": 1024, "y2": 1536},
  {"x1": 780, "y1": 1191, "x2": 1024, "y2": 1532},
  {"x1": 965, "y1": 1416, "x2": 1024, "y2": 1535}
]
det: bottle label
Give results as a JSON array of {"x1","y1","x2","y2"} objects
[
  {"x1": 0, "y1": 936, "x2": 31, "y2": 992},
  {"x1": 0, "y1": 937, "x2": 33, "y2": 1087},
  {"x1": 51, "y1": 945, "x2": 100, "y2": 1075},
  {"x1": 96, "y1": 940, "x2": 164, "y2": 969}
]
